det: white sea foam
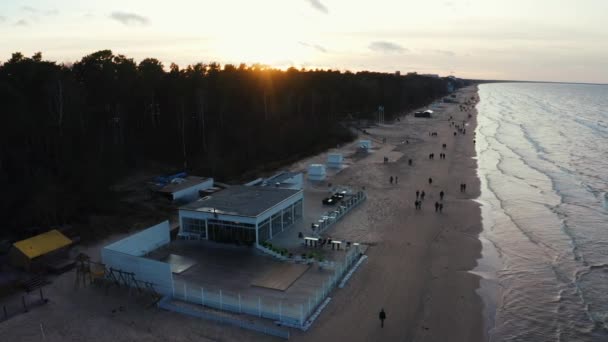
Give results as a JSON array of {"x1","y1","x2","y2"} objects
[{"x1": 476, "y1": 83, "x2": 608, "y2": 341}]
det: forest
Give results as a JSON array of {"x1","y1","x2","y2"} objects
[{"x1": 0, "y1": 50, "x2": 463, "y2": 238}]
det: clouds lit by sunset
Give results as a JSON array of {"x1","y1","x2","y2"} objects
[{"x1": 1, "y1": 0, "x2": 607, "y2": 83}]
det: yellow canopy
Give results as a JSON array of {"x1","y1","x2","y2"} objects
[{"x1": 13, "y1": 229, "x2": 72, "y2": 259}]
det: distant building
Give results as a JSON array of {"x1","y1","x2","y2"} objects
[
  {"x1": 155, "y1": 176, "x2": 214, "y2": 202},
  {"x1": 178, "y1": 186, "x2": 303, "y2": 245},
  {"x1": 308, "y1": 164, "x2": 327, "y2": 181},
  {"x1": 421, "y1": 74, "x2": 440, "y2": 78},
  {"x1": 359, "y1": 140, "x2": 372, "y2": 151},
  {"x1": 9, "y1": 229, "x2": 72, "y2": 270},
  {"x1": 414, "y1": 110, "x2": 433, "y2": 118},
  {"x1": 245, "y1": 171, "x2": 303, "y2": 190},
  {"x1": 327, "y1": 153, "x2": 344, "y2": 168}
]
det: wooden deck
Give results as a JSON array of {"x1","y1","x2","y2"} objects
[{"x1": 251, "y1": 263, "x2": 310, "y2": 291}]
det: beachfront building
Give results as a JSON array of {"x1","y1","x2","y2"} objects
[
  {"x1": 245, "y1": 171, "x2": 303, "y2": 190},
  {"x1": 308, "y1": 164, "x2": 326, "y2": 181},
  {"x1": 9, "y1": 229, "x2": 73, "y2": 270},
  {"x1": 178, "y1": 186, "x2": 303, "y2": 245},
  {"x1": 155, "y1": 176, "x2": 214, "y2": 202},
  {"x1": 327, "y1": 153, "x2": 344, "y2": 168}
]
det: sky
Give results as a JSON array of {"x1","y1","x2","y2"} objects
[{"x1": 1, "y1": 0, "x2": 607, "y2": 83}]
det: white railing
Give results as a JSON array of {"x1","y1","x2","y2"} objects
[{"x1": 171, "y1": 246, "x2": 363, "y2": 330}]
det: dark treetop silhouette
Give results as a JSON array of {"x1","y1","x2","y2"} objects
[{"x1": 0, "y1": 50, "x2": 464, "y2": 239}]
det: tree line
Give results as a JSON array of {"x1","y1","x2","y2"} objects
[{"x1": 0, "y1": 50, "x2": 463, "y2": 237}]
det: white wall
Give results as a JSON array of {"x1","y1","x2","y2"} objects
[
  {"x1": 101, "y1": 249, "x2": 174, "y2": 295},
  {"x1": 101, "y1": 221, "x2": 174, "y2": 295},
  {"x1": 172, "y1": 178, "x2": 214, "y2": 202},
  {"x1": 104, "y1": 221, "x2": 170, "y2": 256}
]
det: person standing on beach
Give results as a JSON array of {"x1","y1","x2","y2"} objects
[
  {"x1": 421, "y1": 191, "x2": 426, "y2": 200},
  {"x1": 379, "y1": 308, "x2": 387, "y2": 328},
  {"x1": 439, "y1": 203, "x2": 444, "y2": 212},
  {"x1": 435, "y1": 201, "x2": 439, "y2": 212},
  {"x1": 390, "y1": 176, "x2": 393, "y2": 184},
  {"x1": 395, "y1": 176, "x2": 399, "y2": 184},
  {"x1": 416, "y1": 190, "x2": 420, "y2": 199},
  {"x1": 428, "y1": 177, "x2": 433, "y2": 185},
  {"x1": 440, "y1": 191, "x2": 445, "y2": 200}
]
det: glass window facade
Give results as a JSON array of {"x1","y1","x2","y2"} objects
[
  {"x1": 182, "y1": 217, "x2": 206, "y2": 238},
  {"x1": 258, "y1": 218, "x2": 270, "y2": 243},
  {"x1": 207, "y1": 219, "x2": 255, "y2": 245},
  {"x1": 294, "y1": 199, "x2": 303, "y2": 220},
  {"x1": 271, "y1": 213, "x2": 282, "y2": 235}
]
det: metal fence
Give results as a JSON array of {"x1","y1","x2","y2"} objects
[
  {"x1": 171, "y1": 246, "x2": 362, "y2": 329},
  {"x1": 314, "y1": 191, "x2": 367, "y2": 236},
  {"x1": 158, "y1": 296, "x2": 290, "y2": 339}
]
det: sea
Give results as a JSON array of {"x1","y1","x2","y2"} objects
[{"x1": 473, "y1": 82, "x2": 608, "y2": 341}]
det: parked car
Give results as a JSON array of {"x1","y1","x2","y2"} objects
[{"x1": 322, "y1": 197, "x2": 336, "y2": 205}]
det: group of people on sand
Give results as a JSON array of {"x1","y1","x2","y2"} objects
[
  {"x1": 389, "y1": 176, "x2": 398, "y2": 184},
  {"x1": 378, "y1": 92, "x2": 480, "y2": 330},
  {"x1": 429, "y1": 152, "x2": 446, "y2": 160},
  {"x1": 414, "y1": 188, "x2": 446, "y2": 213}
]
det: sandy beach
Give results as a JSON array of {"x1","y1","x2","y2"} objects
[
  {"x1": 292, "y1": 85, "x2": 483, "y2": 342},
  {"x1": 0, "y1": 86, "x2": 483, "y2": 342}
]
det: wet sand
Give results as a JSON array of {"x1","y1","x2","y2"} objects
[{"x1": 294, "y1": 85, "x2": 483, "y2": 342}]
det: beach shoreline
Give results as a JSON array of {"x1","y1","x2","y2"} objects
[{"x1": 292, "y1": 85, "x2": 485, "y2": 341}]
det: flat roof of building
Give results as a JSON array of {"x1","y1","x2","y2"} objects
[
  {"x1": 13, "y1": 229, "x2": 72, "y2": 260},
  {"x1": 262, "y1": 171, "x2": 299, "y2": 186},
  {"x1": 157, "y1": 176, "x2": 210, "y2": 194},
  {"x1": 180, "y1": 185, "x2": 302, "y2": 218}
]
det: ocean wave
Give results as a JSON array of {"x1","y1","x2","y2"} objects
[{"x1": 477, "y1": 83, "x2": 608, "y2": 341}]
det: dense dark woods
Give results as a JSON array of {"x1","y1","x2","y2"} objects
[{"x1": 0, "y1": 50, "x2": 461, "y2": 238}]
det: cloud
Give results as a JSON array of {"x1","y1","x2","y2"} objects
[
  {"x1": 299, "y1": 41, "x2": 328, "y2": 53},
  {"x1": 109, "y1": 11, "x2": 149, "y2": 26},
  {"x1": 369, "y1": 41, "x2": 407, "y2": 54},
  {"x1": 305, "y1": 0, "x2": 328, "y2": 14},
  {"x1": 430, "y1": 49, "x2": 456, "y2": 57},
  {"x1": 15, "y1": 19, "x2": 28, "y2": 27},
  {"x1": 0, "y1": 16, "x2": 6, "y2": 23},
  {"x1": 22, "y1": 6, "x2": 58, "y2": 16}
]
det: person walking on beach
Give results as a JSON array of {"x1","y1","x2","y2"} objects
[
  {"x1": 379, "y1": 308, "x2": 387, "y2": 328},
  {"x1": 435, "y1": 201, "x2": 439, "y2": 212},
  {"x1": 395, "y1": 176, "x2": 399, "y2": 184},
  {"x1": 428, "y1": 177, "x2": 433, "y2": 185},
  {"x1": 439, "y1": 203, "x2": 444, "y2": 213},
  {"x1": 409, "y1": 158, "x2": 413, "y2": 166},
  {"x1": 416, "y1": 190, "x2": 420, "y2": 199},
  {"x1": 421, "y1": 191, "x2": 426, "y2": 200},
  {"x1": 440, "y1": 191, "x2": 445, "y2": 200},
  {"x1": 390, "y1": 176, "x2": 393, "y2": 184}
]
